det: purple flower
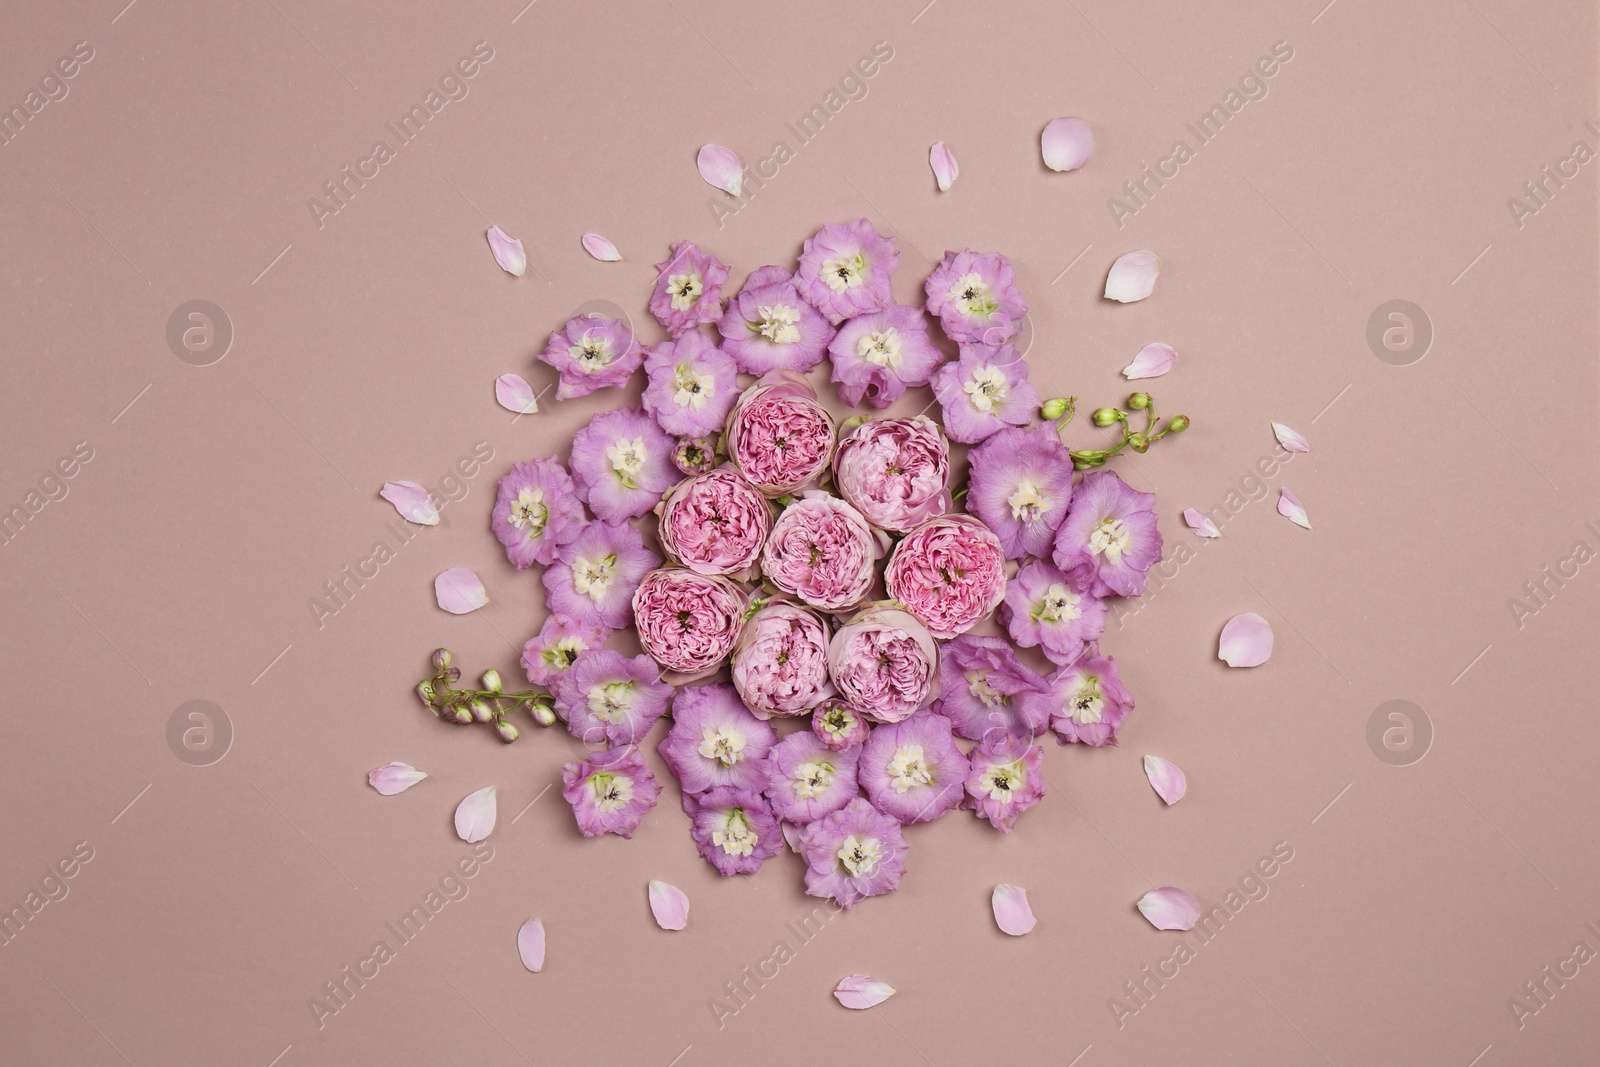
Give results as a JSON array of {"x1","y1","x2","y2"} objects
[
  {"x1": 1048, "y1": 651, "x2": 1133, "y2": 747},
  {"x1": 686, "y1": 786, "x2": 783, "y2": 875},
  {"x1": 642, "y1": 331, "x2": 739, "y2": 438},
  {"x1": 966, "y1": 424, "x2": 1075, "y2": 559},
  {"x1": 795, "y1": 219, "x2": 899, "y2": 325},
  {"x1": 963, "y1": 736, "x2": 1045, "y2": 833},
  {"x1": 764, "y1": 731, "x2": 860, "y2": 824},
  {"x1": 858, "y1": 709, "x2": 969, "y2": 824},
  {"x1": 797, "y1": 797, "x2": 909, "y2": 910},
  {"x1": 931, "y1": 344, "x2": 1042, "y2": 444},
  {"x1": 671, "y1": 436, "x2": 719, "y2": 476},
  {"x1": 520, "y1": 614, "x2": 605, "y2": 687},
  {"x1": 569, "y1": 407, "x2": 677, "y2": 522},
  {"x1": 1051, "y1": 470, "x2": 1162, "y2": 597},
  {"x1": 650, "y1": 241, "x2": 729, "y2": 337},
  {"x1": 658, "y1": 683, "x2": 777, "y2": 794},
  {"x1": 1000, "y1": 559, "x2": 1107, "y2": 667},
  {"x1": 923, "y1": 250, "x2": 1027, "y2": 346},
  {"x1": 538, "y1": 315, "x2": 643, "y2": 400},
  {"x1": 489, "y1": 458, "x2": 586, "y2": 569},
  {"x1": 812, "y1": 699, "x2": 870, "y2": 751},
  {"x1": 934, "y1": 635, "x2": 1052, "y2": 742},
  {"x1": 553, "y1": 649, "x2": 672, "y2": 746},
  {"x1": 717, "y1": 265, "x2": 836, "y2": 374},
  {"x1": 561, "y1": 745, "x2": 660, "y2": 838},
  {"x1": 542, "y1": 520, "x2": 660, "y2": 630},
  {"x1": 826, "y1": 304, "x2": 943, "y2": 408}
]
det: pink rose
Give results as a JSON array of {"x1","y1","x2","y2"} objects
[
  {"x1": 885, "y1": 514, "x2": 1007, "y2": 639},
  {"x1": 725, "y1": 371, "x2": 836, "y2": 495},
  {"x1": 827, "y1": 605, "x2": 940, "y2": 723},
  {"x1": 657, "y1": 466, "x2": 772, "y2": 578},
  {"x1": 731, "y1": 602, "x2": 835, "y2": 718},
  {"x1": 760, "y1": 491, "x2": 883, "y2": 612},
  {"x1": 632, "y1": 567, "x2": 748, "y2": 676},
  {"x1": 832, "y1": 416, "x2": 951, "y2": 532}
]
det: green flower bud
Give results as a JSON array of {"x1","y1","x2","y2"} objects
[
  {"x1": 495, "y1": 720, "x2": 521, "y2": 743},
  {"x1": 450, "y1": 704, "x2": 474, "y2": 725},
  {"x1": 530, "y1": 704, "x2": 558, "y2": 728},
  {"x1": 431, "y1": 648, "x2": 452, "y2": 672},
  {"x1": 1092, "y1": 408, "x2": 1120, "y2": 428},
  {"x1": 416, "y1": 680, "x2": 436, "y2": 708},
  {"x1": 481, "y1": 669, "x2": 502, "y2": 693},
  {"x1": 1041, "y1": 397, "x2": 1071, "y2": 420},
  {"x1": 1128, "y1": 432, "x2": 1150, "y2": 453},
  {"x1": 1167, "y1": 414, "x2": 1190, "y2": 433},
  {"x1": 468, "y1": 699, "x2": 494, "y2": 724},
  {"x1": 441, "y1": 666, "x2": 461, "y2": 684},
  {"x1": 1127, "y1": 392, "x2": 1151, "y2": 410}
]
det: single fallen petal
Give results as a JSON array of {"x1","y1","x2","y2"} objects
[
  {"x1": 1218, "y1": 612, "x2": 1274, "y2": 667},
  {"x1": 435, "y1": 568, "x2": 488, "y2": 614},
  {"x1": 367, "y1": 762, "x2": 428, "y2": 796},
  {"x1": 582, "y1": 232, "x2": 622, "y2": 262},
  {"x1": 1143, "y1": 756, "x2": 1187, "y2": 805},
  {"x1": 929, "y1": 141, "x2": 959, "y2": 192},
  {"x1": 648, "y1": 880, "x2": 690, "y2": 931},
  {"x1": 1137, "y1": 887, "x2": 1201, "y2": 931},
  {"x1": 991, "y1": 884, "x2": 1037, "y2": 936},
  {"x1": 833, "y1": 974, "x2": 896, "y2": 1009},
  {"x1": 697, "y1": 143, "x2": 743, "y2": 197},
  {"x1": 517, "y1": 918, "x2": 546, "y2": 972},
  {"x1": 1272, "y1": 421, "x2": 1310, "y2": 453},
  {"x1": 1122, "y1": 342, "x2": 1176, "y2": 380},
  {"x1": 495, "y1": 374, "x2": 540, "y2": 414},
  {"x1": 485, "y1": 225, "x2": 526, "y2": 277},
  {"x1": 454, "y1": 786, "x2": 497, "y2": 842},
  {"x1": 1041, "y1": 117, "x2": 1095, "y2": 172},
  {"x1": 380, "y1": 481, "x2": 440, "y2": 526},
  {"x1": 1278, "y1": 487, "x2": 1311, "y2": 529},
  {"x1": 1105, "y1": 250, "x2": 1160, "y2": 302},
  {"x1": 1182, "y1": 508, "x2": 1221, "y2": 538}
]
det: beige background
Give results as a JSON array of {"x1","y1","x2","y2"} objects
[{"x1": 2, "y1": 0, "x2": 1597, "y2": 1064}]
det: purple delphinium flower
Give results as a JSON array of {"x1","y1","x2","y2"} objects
[
  {"x1": 658, "y1": 683, "x2": 777, "y2": 795},
  {"x1": 1051, "y1": 470, "x2": 1162, "y2": 597},
  {"x1": 1000, "y1": 559, "x2": 1108, "y2": 667},
  {"x1": 542, "y1": 520, "x2": 660, "y2": 630},
  {"x1": 561, "y1": 745, "x2": 660, "y2": 838},
  {"x1": 931, "y1": 344, "x2": 1043, "y2": 444},
  {"x1": 858, "y1": 709, "x2": 969, "y2": 824},
  {"x1": 811, "y1": 699, "x2": 870, "y2": 751},
  {"x1": 685, "y1": 786, "x2": 783, "y2": 876},
  {"x1": 923, "y1": 249, "x2": 1027, "y2": 346},
  {"x1": 553, "y1": 649, "x2": 672, "y2": 747},
  {"x1": 797, "y1": 797, "x2": 909, "y2": 910},
  {"x1": 963, "y1": 736, "x2": 1045, "y2": 834},
  {"x1": 569, "y1": 407, "x2": 677, "y2": 522},
  {"x1": 539, "y1": 315, "x2": 643, "y2": 400},
  {"x1": 1048, "y1": 651, "x2": 1133, "y2": 747},
  {"x1": 717, "y1": 265, "x2": 836, "y2": 374},
  {"x1": 826, "y1": 304, "x2": 943, "y2": 408},
  {"x1": 794, "y1": 219, "x2": 899, "y2": 325},
  {"x1": 520, "y1": 614, "x2": 605, "y2": 687},
  {"x1": 490, "y1": 458, "x2": 587, "y2": 569},
  {"x1": 764, "y1": 731, "x2": 861, "y2": 824},
  {"x1": 966, "y1": 424, "x2": 1076, "y2": 559},
  {"x1": 650, "y1": 241, "x2": 729, "y2": 337},
  {"x1": 642, "y1": 331, "x2": 739, "y2": 438},
  {"x1": 934, "y1": 635, "x2": 1052, "y2": 743}
]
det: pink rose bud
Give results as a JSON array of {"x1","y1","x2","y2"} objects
[
  {"x1": 732, "y1": 602, "x2": 835, "y2": 718},
  {"x1": 827, "y1": 605, "x2": 940, "y2": 723},
  {"x1": 885, "y1": 514, "x2": 1007, "y2": 639},
  {"x1": 833, "y1": 416, "x2": 952, "y2": 533},
  {"x1": 724, "y1": 371, "x2": 836, "y2": 496},
  {"x1": 657, "y1": 467, "x2": 773, "y2": 578}
]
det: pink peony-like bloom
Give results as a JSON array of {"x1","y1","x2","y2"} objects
[
  {"x1": 963, "y1": 736, "x2": 1045, "y2": 833},
  {"x1": 539, "y1": 315, "x2": 644, "y2": 400},
  {"x1": 1052, "y1": 470, "x2": 1163, "y2": 598},
  {"x1": 760, "y1": 491, "x2": 880, "y2": 612},
  {"x1": 569, "y1": 407, "x2": 678, "y2": 522},
  {"x1": 858, "y1": 709, "x2": 969, "y2": 824},
  {"x1": 934, "y1": 635, "x2": 1052, "y2": 742},
  {"x1": 490, "y1": 458, "x2": 587, "y2": 569},
  {"x1": 553, "y1": 649, "x2": 673, "y2": 747},
  {"x1": 966, "y1": 424, "x2": 1076, "y2": 559},
  {"x1": 923, "y1": 250, "x2": 1028, "y2": 346},
  {"x1": 833, "y1": 416, "x2": 951, "y2": 533},
  {"x1": 828, "y1": 605, "x2": 939, "y2": 723},
  {"x1": 811, "y1": 699, "x2": 870, "y2": 750},
  {"x1": 658, "y1": 683, "x2": 777, "y2": 794},
  {"x1": 717, "y1": 265, "x2": 836, "y2": 374},
  {"x1": 657, "y1": 467, "x2": 772, "y2": 578},
  {"x1": 731, "y1": 602, "x2": 835, "y2": 718},
  {"x1": 1048, "y1": 651, "x2": 1133, "y2": 747},
  {"x1": 671, "y1": 436, "x2": 718, "y2": 476},
  {"x1": 797, "y1": 797, "x2": 909, "y2": 910},
  {"x1": 725, "y1": 371, "x2": 836, "y2": 496},
  {"x1": 826, "y1": 305, "x2": 943, "y2": 408},
  {"x1": 764, "y1": 731, "x2": 860, "y2": 824},
  {"x1": 650, "y1": 241, "x2": 729, "y2": 337},
  {"x1": 685, "y1": 786, "x2": 784, "y2": 876},
  {"x1": 1000, "y1": 559, "x2": 1107, "y2": 667},
  {"x1": 932, "y1": 343, "x2": 1042, "y2": 444},
  {"x1": 561, "y1": 745, "x2": 660, "y2": 838},
  {"x1": 631, "y1": 568, "x2": 748, "y2": 676},
  {"x1": 520, "y1": 614, "x2": 606, "y2": 687},
  {"x1": 795, "y1": 219, "x2": 900, "y2": 325},
  {"x1": 543, "y1": 521, "x2": 660, "y2": 631},
  {"x1": 884, "y1": 514, "x2": 1007, "y2": 639},
  {"x1": 642, "y1": 331, "x2": 739, "y2": 438}
]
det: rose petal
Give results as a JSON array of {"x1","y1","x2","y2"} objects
[
  {"x1": 648, "y1": 880, "x2": 690, "y2": 931},
  {"x1": 1122, "y1": 342, "x2": 1176, "y2": 380},
  {"x1": 494, "y1": 374, "x2": 540, "y2": 414},
  {"x1": 1137, "y1": 887, "x2": 1201, "y2": 931},
  {"x1": 435, "y1": 568, "x2": 488, "y2": 614},
  {"x1": 485, "y1": 225, "x2": 526, "y2": 277},
  {"x1": 1105, "y1": 250, "x2": 1160, "y2": 302},
  {"x1": 582, "y1": 232, "x2": 622, "y2": 262},
  {"x1": 454, "y1": 786, "x2": 497, "y2": 843},
  {"x1": 380, "y1": 481, "x2": 440, "y2": 526},
  {"x1": 991, "y1": 884, "x2": 1037, "y2": 936},
  {"x1": 1272, "y1": 421, "x2": 1310, "y2": 453},
  {"x1": 1041, "y1": 117, "x2": 1095, "y2": 172},
  {"x1": 1182, "y1": 508, "x2": 1220, "y2": 538},
  {"x1": 697, "y1": 143, "x2": 743, "y2": 197},
  {"x1": 367, "y1": 762, "x2": 428, "y2": 796},
  {"x1": 517, "y1": 918, "x2": 545, "y2": 972},
  {"x1": 1277, "y1": 487, "x2": 1311, "y2": 529},
  {"x1": 1143, "y1": 755, "x2": 1187, "y2": 805},
  {"x1": 929, "y1": 141, "x2": 959, "y2": 192},
  {"x1": 1218, "y1": 612, "x2": 1273, "y2": 667},
  {"x1": 833, "y1": 974, "x2": 896, "y2": 1009}
]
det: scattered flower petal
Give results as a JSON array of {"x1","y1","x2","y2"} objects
[
  {"x1": 454, "y1": 786, "x2": 497, "y2": 843},
  {"x1": 1137, "y1": 887, "x2": 1201, "y2": 931},
  {"x1": 485, "y1": 225, "x2": 526, "y2": 277},
  {"x1": 1041, "y1": 117, "x2": 1095, "y2": 172},
  {"x1": 648, "y1": 880, "x2": 691, "y2": 931},
  {"x1": 1143, "y1": 755, "x2": 1186, "y2": 805},
  {"x1": 1278, "y1": 487, "x2": 1311, "y2": 529},
  {"x1": 435, "y1": 568, "x2": 488, "y2": 614},
  {"x1": 697, "y1": 143, "x2": 743, "y2": 197},
  {"x1": 367, "y1": 762, "x2": 428, "y2": 796},
  {"x1": 1105, "y1": 250, "x2": 1160, "y2": 303},
  {"x1": 992, "y1": 884, "x2": 1037, "y2": 936},
  {"x1": 1272, "y1": 422, "x2": 1310, "y2": 453},
  {"x1": 517, "y1": 918, "x2": 545, "y2": 972},
  {"x1": 380, "y1": 481, "x2": 439, "y2": 526},
  {"x1": 1122, "y1": 342, "x2": 1176, "y2": 380},
  {"x1": 494, "y1": 374, "x2": 540, "y2": 414},
  {"x1": 929, "y1": 141, "x2": 958, "y2": 191},
  {"x1": 582, "y1": 232, "x2": 622, "y2": 262},
  {"x1": 833, "y1": 973, "x2": 896, "y2": 1009},
  {"x1": 1182, "y1": 508, "x2": 1220, "y2": 538},
  {"x1": 1218, "y1": 612, "x2": 1273, "y2": 667}
]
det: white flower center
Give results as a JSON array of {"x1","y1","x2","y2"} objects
[
  {"x1": 712, "y1": 810, "x2": 757, "y2": 857},
  {"x1": 948, "y1": 272, "x2": 998, "y2": 318},
  {"x1": 541, "y1": 636, "x2": 587, "y2": 672},
  {"x1": 672, "y1": 363, "x2": 715, "y2": 409},
  {"x1": 1087, "y1": 517, "x2": 1132, "y2": 564},
  {"x1": 1036, "y1": 583, "x2": 1083, "y2": 624},
  {"x1": 886, "y1": 744, "x2": 933, "y2": 793},
  {"x1": 572, "y1": 553, "x2": 616, "y2": 601},
  {"x1": 698, "y1": 725, "x2": 746, "y2": 765},
  {"x1": 978, "y1": 761, "x2": 1024, "y2": 802},
  {"x1": 1070, "y1": 686, "x2": 1105, "y2": 725},
  {"x1": 818, "y1": 706, "x2": 857, "y2": 742},
  {"x1": 822, "y1": 252, "x2": 866, "y2": 293},
  {"x1": 588, "y1": 771, "x2": 634, "y2": 811},
  {"x1": 755, "y1": 303, "x2": 802, "y2": 344},
  {"x1": 570, "y1": 335, "x2": 614, "y2": 372},
  {"x1": 607, "y1": 437, "x2": 648, "y2": 489},
  {"x1": 586, "y1": 681, "x2": 633, "y2": 723},
  {"x1": 793, "y1": 759, "x2": 835, "y2": 800},
  {"x1": 856, "y1": 327, "x2": 903, "y2": 367},
  {"x1": 964, "y1": 671, "x2": 1006, "y2": 709},
  {"x1": 1007, "y1": 480, "x2": 1046, "y2": 522},
  {"x1": 668, "y1": 271, "x2": 703, "y2": 311},
  {"x1": 511, "y1": 487, "x2": 548, "y2": 534},
  {"x1": 963, "y1": 365, "x2": 1009, "y2": 414},
  {"x1": 837, "y1": 833, "x2": 883, "y2": 877}
]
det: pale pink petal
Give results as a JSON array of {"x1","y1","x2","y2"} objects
[
  {"x1": 929, "y1": 141, "x2": 959, "y2": 192},
  {"x1": 1277, "y1": 487, "x2": 1311, "y2": 529},
  {"x1": 435, "y1": 568, "x2": 488, "y2": 614},
  {"x1": 1272, "y1": 422, "x2": 1310, "y2": 453},
  {"x1": 1105, "y1": 250, "x2": 1160, "y2": 302},
  {"x1": 1041, "y1": 117, "x2": 1095, "y2": 172},
  {"x1": 495, "y1": 374, "x2": 540, "y2": 414},
  {"x1": 1137, "y1": 887, "x2": 1201, "y2": 931},
  {"x1": 367, "y1": 762, "x2": 428, "y2": 796},
  {"x1": 1122, "y1": 342, "x2": 1176, "y2": 380},
  {"x1": 517, "y1": 918, "x2": 545, "y2": 972},
  {"x1": 648, "y1": 880, "x2": 690, "y2": 931},
  {"x1": 486, "y1": 225, "x2": 526, "y2": 277},
  {"x1": 1143, "y1": 755, "x2": 1186, "y2": 805},
  {"x1": 380, "y1": 481, "x2": 439, "y2": 526},
  {"x1": 781, "y1": 822, "x2": 805, "y2": 853},
  {"x1": 1182, "y1": 508, "x2": 1220, "y2": 538},
  {"x1": 697, "y1": 143, "x2": 743, "y2": 197},
  {"x1": 1218, "y1": 612, "x2": 1273, "y2": 667},
  {"x1": 991, "y1": 884, "x2": 1037, "y2": 936},
  {"x1": 582, "y1": 233, "x2": 622, "y2": 262},
  {"x1": 833, "y1": 974, "x2": 896, "y2": 1009},
  {"x1": 454, "y1": 785, "x2": 497, "y2": 842}
]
